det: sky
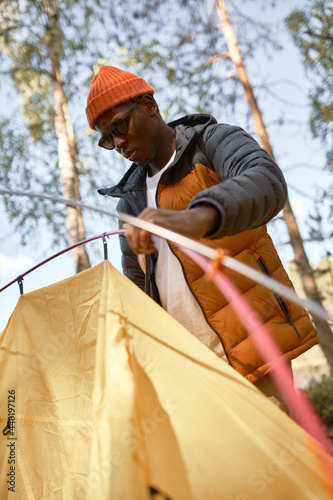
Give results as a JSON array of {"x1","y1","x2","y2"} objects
[{"x1": 0, "y1": 0, "x2": 331, "y2": 332}]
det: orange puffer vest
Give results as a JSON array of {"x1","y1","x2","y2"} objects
[{"x1": 158, "y1": 163, "x2": 318, "y2": 383}]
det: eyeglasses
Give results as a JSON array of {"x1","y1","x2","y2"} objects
[{"x1": 98, "y1": 97, "x2": 142, "y2": 150}]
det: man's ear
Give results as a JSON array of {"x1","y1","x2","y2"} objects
[{"x1": 141, "y1": 94, "x2": 158, "y2": 116}]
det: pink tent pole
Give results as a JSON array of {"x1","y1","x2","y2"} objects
[{"x1": 182, "y1": 247, "x2": 333, "y2": 470}]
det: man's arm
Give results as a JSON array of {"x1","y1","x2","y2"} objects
[
  {"x1": 123, "y1": 205, "x2": 220, "y2": 254},
  {"x1": 124, "y1": 124, "x2": 287, "y2": 254},
  {"x1": 189, "y1": 124, "x2": 287, "y2": 238}
]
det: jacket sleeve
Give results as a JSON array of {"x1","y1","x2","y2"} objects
[
  {"x1": 188, "y1": 124, "x2": 288, "y2": 239},
  {"x1": 117, "y1": 200, "x2": 145, "y2": 291}
]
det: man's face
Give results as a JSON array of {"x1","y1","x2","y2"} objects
[{"x1": 95, "y1": 96, "x2": 159, "y2": 167}]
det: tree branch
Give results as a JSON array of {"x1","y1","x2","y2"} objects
[{"x1": 305, "y1": 30, "x2": 333, "y2": 42}]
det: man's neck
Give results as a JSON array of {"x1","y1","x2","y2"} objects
[{"x1": 148, "y1": 125, "x2": 176, "y2": 177}]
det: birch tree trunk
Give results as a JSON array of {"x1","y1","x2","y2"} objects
[
  {"x1": 216, "y1": 0, "x2": 333, "y2": 368},
  {"x1": 43, "y1": 0, "x2": 90, "y2": 273}
]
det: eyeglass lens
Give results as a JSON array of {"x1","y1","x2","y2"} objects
[{"x1": 98, "y1": 98, "x2": 142, "y2": 150}]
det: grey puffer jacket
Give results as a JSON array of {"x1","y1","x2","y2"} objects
[
  {"x1": 98, "y1": 113, "x2": 287, "y2": 297},
  {"x1": 98, "y1": 114, "x2": 318, "y2": 382}
]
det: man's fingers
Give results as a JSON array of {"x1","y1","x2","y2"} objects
[{"x1": 123, "y1": 223, "x2": 155, "y2": 254}]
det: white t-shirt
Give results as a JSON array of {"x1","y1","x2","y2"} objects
[{"x1": 146, "y1": 153, "x2": 227, "y2": 361}]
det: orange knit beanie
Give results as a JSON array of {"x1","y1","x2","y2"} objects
[{"x1": 86, "y1": 66, "x2": 155, "y2": 130}]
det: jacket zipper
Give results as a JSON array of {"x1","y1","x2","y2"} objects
[
  {"x1": 257, "y1": 257, "x2": 301, "y2": 338},
  {"x1": 153, "y1": 181, "x2": 234, "y2": 367}
]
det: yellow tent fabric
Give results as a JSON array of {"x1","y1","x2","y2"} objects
[{"x1": 0, "y1": 260, "x2": 332, "y2": 500}]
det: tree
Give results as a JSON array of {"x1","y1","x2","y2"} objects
[
  {"x1": 0, "y1": 0, "x2": 94, "y2": 271},
  {"x1": 108, "y1": 0, "x2": 282, "y2": 121},
  {"x1": 286, "y1": 0, "x2": 333, "y2": 168},
  {"x1": 216, "y1": 0, "x2": 333, "y2": 368},
  {"x1": 0, "y1": 0, "x2": 128, "y2": 272}
]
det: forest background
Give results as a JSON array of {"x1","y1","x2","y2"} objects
[{"x1": 0, "y1": 0, "x2": 332, "y2": 349}]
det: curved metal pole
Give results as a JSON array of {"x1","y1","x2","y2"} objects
[{"x1": 0, "y1": 230, "x2": 125, "y2": 294}]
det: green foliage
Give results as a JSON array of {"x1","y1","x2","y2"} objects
[
  {"x1": 306, "y1": 371, "x2": 333, "y2": 437},
  {"x1": 0, "y1": 0, "x2": 113, "y2": 138},
  {"x1": 0, "y1": 116, "x2": 66, "y2": 246},
  {"x1": 0, "y1": 0, "x2": 123, "y2": 246},
  {"x1": 286, "y1": 1, "x2": 333, "y2": 168},
  {"x1": 108, "y1": 1, "x2": 283, "y2": 120}
]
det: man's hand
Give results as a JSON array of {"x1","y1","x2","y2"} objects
[{"x1": 123, "y1": 206, "x2": 220, "y2": 255}]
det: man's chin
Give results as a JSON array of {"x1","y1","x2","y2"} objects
[
  {"x1": 135, "y1": 158, "x2": 149, "y2": 167},
  {"x1": 136, "y1": 148, "x2": 158, "y2": 168}
]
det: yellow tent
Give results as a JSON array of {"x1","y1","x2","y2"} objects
[{"x1": 0, "y1": 261, "x2": 332, "y2": 499}]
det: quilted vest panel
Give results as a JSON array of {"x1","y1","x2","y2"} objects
[{"x1": 157, "y1": 163, "x2": 318, "y2": 382}]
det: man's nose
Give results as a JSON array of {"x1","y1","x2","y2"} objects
[{"x1": 114, "y1": 135, "x2": 127, "y2": 151}]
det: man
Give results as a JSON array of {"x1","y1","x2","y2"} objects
[{"x1": 86, "y1": 65, "x2": 318, "y2": 405}]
